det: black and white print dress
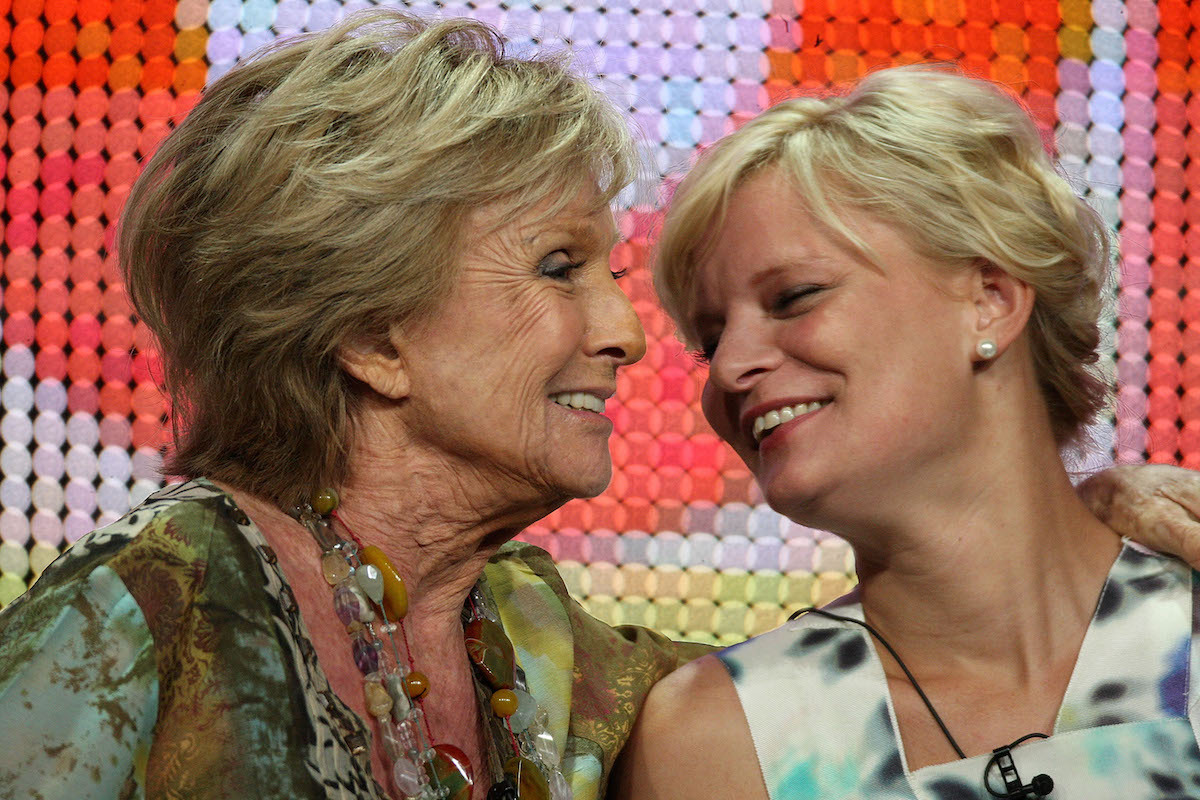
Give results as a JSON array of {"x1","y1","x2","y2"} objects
[{"x1": 719, "y1": 542, "x2": 1200, "y2": 799}]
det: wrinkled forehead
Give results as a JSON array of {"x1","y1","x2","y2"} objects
[{"x1": 465, "y1": 181, "x2": 619, "y2": 247}]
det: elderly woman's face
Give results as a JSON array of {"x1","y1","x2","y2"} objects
[{"x1": 395, "y1": 187, "x2": 646, "y2": 502}]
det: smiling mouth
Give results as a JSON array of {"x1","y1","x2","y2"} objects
[
  {"x1": 551, "y1": 392, "x2": 607, "y2": 414},
  {"x1": 752, "y1": 400, "x2": 830, "y2": 442}
]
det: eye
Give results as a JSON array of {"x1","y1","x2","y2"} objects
[
  {"x1": 538, "y1": 251, "x2": 584, "y2": 280},
  {"x1": 611, "y1": 268, "x2": 628, "y2": 280},
  {"x1": 771, "y1": 285, "x2": 822, "y2": 314},
  {"x1": 687, "y1": 339, "x2": 718, "y2": 366}
]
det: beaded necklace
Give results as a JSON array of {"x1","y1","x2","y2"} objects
[{"x1": 289, "y1": 489, "x2": 571, "y2": 800}]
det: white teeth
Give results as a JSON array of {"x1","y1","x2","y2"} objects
[
  {"x1": 552, "y1": 392, "x2": 606, "y2": 414},
  {"x1": 752, "y1": 400, "x2": 828, "y2": 442}
]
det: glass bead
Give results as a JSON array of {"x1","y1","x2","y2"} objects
[
  {"x1": 356, "y1": 562, "x2": 385, "y2": 603},
  {"x1": 321, "y1": 550, "x2": 351, "y2": 585},
  {"x1": 465, "y1": 618, "x2": 516, "y2": 690},
  {"x1": 337, "y1": 539, "x2": 358, "y2": 559},
  {"x1": 365, "y1": 680, "x2": 394, "y2": 717},
  {"x1": 351, "y1": 635, "x2": 380, "y2": 674},
  {"x1": 333, "y1": 583, "x2": 364, "y2": 625},
  {"x1": 427, "y1": 743, "x2": 473, "y2": 800},
  {"x1": 508, "y1": 689, "x2": 536, "y2": 733},
  {"x1": 360, "y1": 545, "x2": 409, "y2": 620},
  {"x1": 490, "y1": 688, "x2": 519, "y2": 718},
  {"x1": 471, "y1": 587, "x2": 501, "y2": 622},
  {"x1": 379, "y1": 719, "x2": 405, "y2": 761},
  {"x1": 404, "y1": 671, "x2": 430, "y2": 699},
  {"x1": 503, "y1": 756, "x2": 549, "y2": 800},
  {"x1": 529, "y1": 708, "x2": 559, "y2": 767},
  {"x1": 548, "y1": 770, "x2": 573, "y2": 800},
  {"x1": 311, "y1": 487, "x2": 339, "y2": 514},
  {"x1": 386, "y1": 673, "x2": 413, "y2": 721},
  {"x1": 396, "y1": 717, "x2": 422, "y2": 753},
  {"x1": 392, "y1": 754, "x2": 426, "y2": 796}
]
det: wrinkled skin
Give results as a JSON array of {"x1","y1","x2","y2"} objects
[{"x1": 1079, "y1": 464, "x2": 1200, "y2": 568}]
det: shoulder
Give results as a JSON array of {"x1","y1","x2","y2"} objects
[
  {"x1": 642, "y1": 651, "x2": 743, "y2": 725},
  {"x1": 0, "y1": 478, "x2": 254, "y2": 688},
  {"x1": 611, "y1": 653, "x2": 766, "y2": 800}
]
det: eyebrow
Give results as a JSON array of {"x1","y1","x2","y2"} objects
[
  {"x1": 524, "y1": 219, "x2": 621, "y2": 250},
  {"x1": 744, "y1": 256, "x2": 835, "y2": 287}
]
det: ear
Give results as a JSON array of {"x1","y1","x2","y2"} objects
[
  {"x1": 969, "y1": 261, "x2": 1036, "y2": 363},
  {"x1": 338, "y1": 327, "x2": 410, "y2": 400}
]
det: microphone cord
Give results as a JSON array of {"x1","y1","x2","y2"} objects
[
  {"x1": 792, "y1": 606, "x2": 1056, "y2": 800},
  {"x1": 789, "y1": 606, "x2": 1055, "y2": 798},
  {"x1": 790, "y1": 606, "x2": 968, "y2": 759}
]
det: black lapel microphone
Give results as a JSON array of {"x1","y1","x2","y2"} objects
[{"x1": 984, "y1": 733, "x2": 1054, "y2": 798}]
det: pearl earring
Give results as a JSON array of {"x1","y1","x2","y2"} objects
[{"x1": 976, "y1": 339, "x2": 998, "y2": 359}]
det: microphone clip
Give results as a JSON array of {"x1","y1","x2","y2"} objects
[{"x1": 983, "y1": 734, "x2": 1054, "y2": 799}]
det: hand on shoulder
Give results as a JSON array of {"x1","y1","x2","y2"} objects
[{"x1": 1079, "y1": 464, "x2": 1200, "y2": 567}]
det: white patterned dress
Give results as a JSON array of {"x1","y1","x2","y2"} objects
[{"x1": 719, "y1": 543, "x2": 1200, "y2": 800}]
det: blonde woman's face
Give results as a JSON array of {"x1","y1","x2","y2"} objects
[
  {"x1": 688, "y1": 169, "x2": 980, "y2": 530},
  {"x1": 394, "y1": 187, "x2": 646, "y2": 505}
]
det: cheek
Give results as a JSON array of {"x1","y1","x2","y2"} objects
[{"x1": 700, "y1": 379, "x2": 735, "y2": 440}]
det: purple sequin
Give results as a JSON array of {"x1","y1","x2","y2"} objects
[{"x1": 352, "y1": 636, "x2": 380, "y2": 675}]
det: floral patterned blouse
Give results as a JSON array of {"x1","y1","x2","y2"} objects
[{"x1": 0, "y1": 479, "x2": 708, "y2": 799}]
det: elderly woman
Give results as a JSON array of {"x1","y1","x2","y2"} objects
[
  {"x1": 0, "y1": 15, "x2": 1195, "y2": 800},
  {"x1": 616, "y1": 66, "x2": 1200, "y2": 799},
  {"x1": 0, "y1": 12, "x2": 707, "y2": 800}
]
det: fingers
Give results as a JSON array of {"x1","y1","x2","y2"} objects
[
  {"x1": 1156, "y1": 481, "x2": 1200, "y2": 523},
  {"x1": 1086, "y1": 463, "x2": 1200, "y2": 569}
]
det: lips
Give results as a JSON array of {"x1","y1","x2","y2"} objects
[
  {"x1": 550, "y1": 390, "x2": 609, "y2": 414},
  {"x1": 741, "y1": 398, "x2": 831, "y2": 446}
]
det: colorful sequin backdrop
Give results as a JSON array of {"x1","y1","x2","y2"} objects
[{"x1": 0, "y1": 0, "x2": 1194, "y2": 643}]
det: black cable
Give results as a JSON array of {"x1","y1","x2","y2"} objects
[{"x1": 790, "y1": 606, "x2": 968, "y2": 759}]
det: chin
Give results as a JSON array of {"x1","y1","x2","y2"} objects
[
  {"x1": 572, "y1": 457, "x2": 614, "y2": 499},
  {"x1": 760, "y1": 470, "x2": 828, "y2": 526},
  {"x1": 570, "y1": 469, "x2": 612, "y2": 500}
]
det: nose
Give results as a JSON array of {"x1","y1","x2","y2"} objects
[
  {"x1": 587, "y1": 275, "x2": 647, "y2": 367},
  {"x1": 707, "y1": 317, "x2": 781, "y2": 393}
]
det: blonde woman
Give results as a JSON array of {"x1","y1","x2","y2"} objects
[{"x1": 616, "y1": 67, "x2": 1200, "y2": 799}]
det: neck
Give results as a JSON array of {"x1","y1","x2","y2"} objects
[
  {"x1": 832, "y1": 433, "x2": 1120, "y2": 686},
  {"x1": 222, "y1": 443, "x2": 565, "y2": 645}
]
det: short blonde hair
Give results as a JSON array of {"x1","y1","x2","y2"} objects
[
  {"x1": 120, "y1": 9, "x2": 635, "y2": 504},
  {"x1": 655, "y1": 65, "x2": 1112, "y2": 446}
]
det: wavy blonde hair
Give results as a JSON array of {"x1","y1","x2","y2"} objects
[
  {"x1": 120, "y1": 9, "x2": 636, "y2": 504},
  {"x1": 655, "y1": 65, "x2": 1112, "y2": 446}
]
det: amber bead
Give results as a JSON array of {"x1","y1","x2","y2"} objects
[
  {"x1": 403, "y1": 671, "x2": 430, "y2": 699},
  {"x1": 490, "y1": 688, "x2": 519, "y2": 718},
  {"x1": 503, "y1": 756, "x2": 549, "y2": 800},
  {"x1": 311, "y1": 488, "x2": 339, "y2": 515},
  {"x1": 359, "y1": 545, "x2": 409, "y2": 620}
]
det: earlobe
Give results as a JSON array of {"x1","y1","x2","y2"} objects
[
  {"x1": 971, "y1": 262, "x2": 1035, "y2": 363},
  {"x1": 339, "y1": 332, "x2": 410, "y2": 400}
]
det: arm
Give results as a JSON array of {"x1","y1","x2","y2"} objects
[
  {"x1": 0, "y1": 562, "x2": 159, "y2": 797},
  {"x1": 610, "y1": 654, "x2": 768, "y2": 800},
  {"x1": 1079, "y1": 464, "x2": 1200, "y2": 567}
]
